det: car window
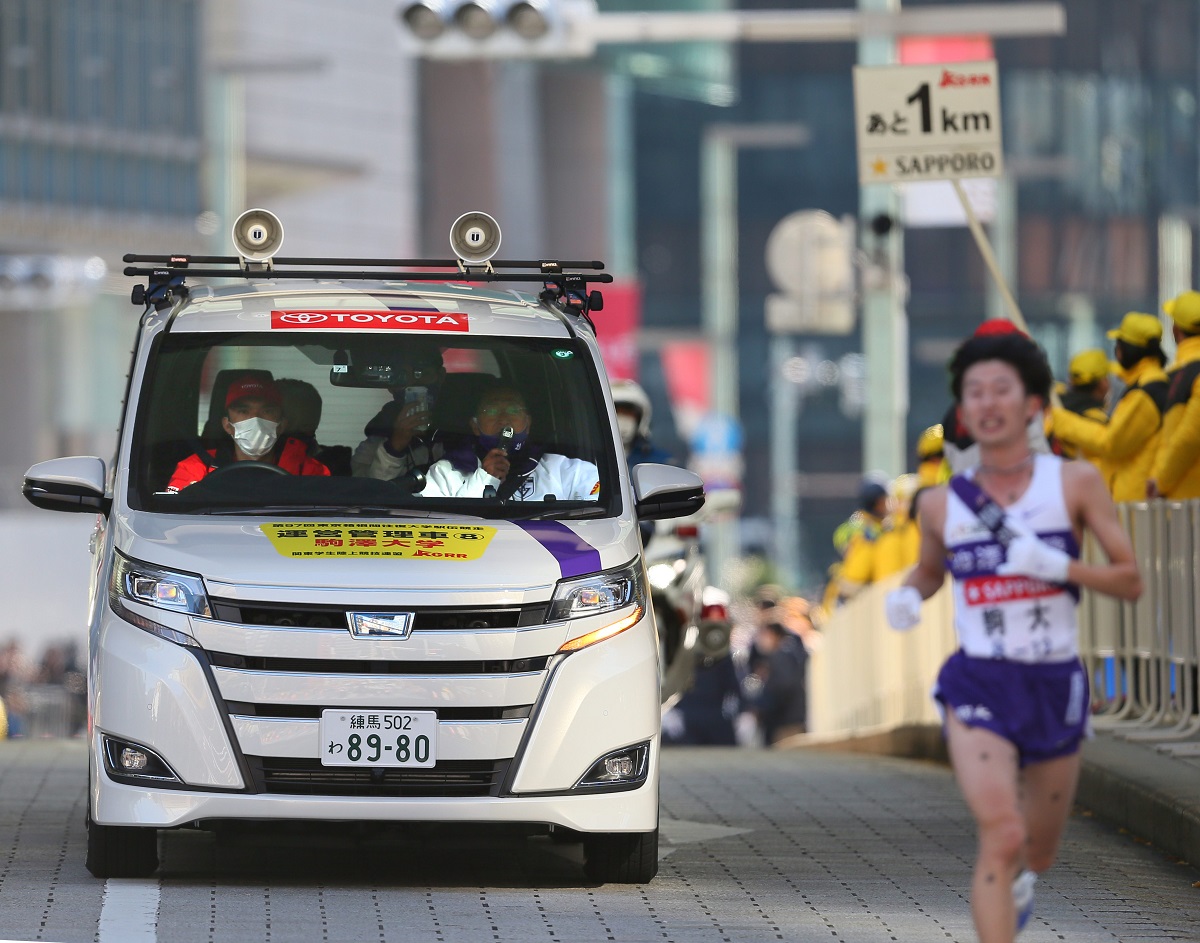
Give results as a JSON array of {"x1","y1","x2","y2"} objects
[{"x1": 130, "y1": 331, "x2": 619, "y2": 519}]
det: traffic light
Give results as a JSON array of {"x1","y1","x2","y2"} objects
[{"x1": 396, "y1": 0, "x2": 597, "y2": 58}]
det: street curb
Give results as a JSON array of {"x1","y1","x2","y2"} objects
[
  {"x1": 1076, "y1": 731, "x2": 1200, "y2": 867},
  {"x1": 788, "y1": 723, "x2": 1200, "y2": 866}
]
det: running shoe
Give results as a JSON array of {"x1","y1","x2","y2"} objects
[{"x1": 1012, "y1": 869, "x2": 1037, "y2": 933}]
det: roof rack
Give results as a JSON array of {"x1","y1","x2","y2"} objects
[
  {"x1": 125, "y1": 210, "x2": 611, "y2": 319},
  {"x1": 124, "y1": 253, "x2": 608, "y2": 271},
  {"x1": 123, "y1": 254, "x2": 613, "y2": 311}
]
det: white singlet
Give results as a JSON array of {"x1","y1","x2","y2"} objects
[{"x1": 943, "y1": 453, "x2": 1080, "y2": 663}]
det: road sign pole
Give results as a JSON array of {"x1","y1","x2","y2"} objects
[
  {"x1": 769, "y1": 334, "x2": 803, "y2": 588},
  {"x1": 858, "y1": 0, "x2": 907, "y2": 479},
  {"x1": 952, "y1": 178, "x2": 1026, "y2": 331}
]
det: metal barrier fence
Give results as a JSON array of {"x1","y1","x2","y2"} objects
[
  {"x1": 1084, "y1": 500, "x2": 1200, "y2": 754},
  {"x1": 808, "y1": 498, "x2": 1200, "y2": 753},
  {"x1": 1, "y1": 684, "x2": 81, "y2": 740},
  {"x1": 807, "y1": 572, "x2": 952, "y2": 740}
]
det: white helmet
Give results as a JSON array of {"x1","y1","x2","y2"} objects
[{"x1": 611, "y1": 378, "x2": 652, "y2": 440}]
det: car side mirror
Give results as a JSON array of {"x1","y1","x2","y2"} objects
[
  {"x1": 632, "y1": 463, "x2": 705, "y2": 521},
  {"x1": 23, "y1": 456, "x2": 110, "y2": 515}
]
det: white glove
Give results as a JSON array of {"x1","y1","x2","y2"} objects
[
  {"x1": 995, "y1": 532, "x2": 1071, "y2": 583},
  {"x1": 885, "y1": 586, "x2": 923, "y2": 631}
]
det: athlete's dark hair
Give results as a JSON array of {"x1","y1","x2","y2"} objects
[{"x1": 948, "y1": 332, "x2": 1053, "y2": 405}]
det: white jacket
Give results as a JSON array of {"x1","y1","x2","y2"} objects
[
  {"x1": 352, "y1": 434, "x2": 443, "y2": 481},
  {"x1": 422, "y1": 452, "x2": 600, "y2": 501}
]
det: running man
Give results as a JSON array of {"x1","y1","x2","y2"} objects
[{"x1": 885, "y1": 329, "x2": 1142, "y2": 943}]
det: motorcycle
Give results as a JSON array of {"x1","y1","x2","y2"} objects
[{"x1": 645, "y1": 490, "x2": 737, "y2": 710}]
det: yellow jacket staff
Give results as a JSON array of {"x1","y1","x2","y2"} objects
[
  {"x1": 1051, "y1": 356, "x2": 1168, "y2": 502},
  {"x1": 1153, "y1": 332, "x2": 1200, "y2": 498}
]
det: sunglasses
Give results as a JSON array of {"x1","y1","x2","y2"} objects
[{"x1": 478, "y1": 404, "x2": 528, "y2": 419}]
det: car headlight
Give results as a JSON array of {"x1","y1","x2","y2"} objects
[
  {"x1": 646, "y1": 561, "x2": 681, "y2": 590},
  {"x1": 110, "y1": 554, "x2": 209, "y2": 646},
  {"x1": 113, "y1": 555, "x2": 210, "y2": 616},
  {"x1": 550, "y1": 560, "x2": 646, "y2": 653}
]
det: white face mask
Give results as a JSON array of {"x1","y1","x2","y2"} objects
[
  {"x1": 617, "y1": 415, "x2": 638, "y2": 448},
  {"x1": 230, "y1": 416, "x2": 279, "y2": 459}
]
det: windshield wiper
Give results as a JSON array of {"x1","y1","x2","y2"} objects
[{"x1": 507, "y1": 505, "x2": 608, "y2": 521}]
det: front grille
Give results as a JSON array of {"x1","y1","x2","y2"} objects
[
  {"x1": 226, "y1": 701, "x2": 531, "y2": 721},
  {"x1": 210, "y1": 599, "x2": 548, "y2": 630},
  {"x1": 208, "y1": 652, "x2": 549, "y2": 675},
  {"x1": 246, "y1": 756, "x2": 510, "y2": 797},
  {"x1": 200, "y1": 597, "x2": 547, "y2": 799}
]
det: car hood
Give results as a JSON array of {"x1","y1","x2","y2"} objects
[{"x1": 112, "y1": 511, "x2": 635, "y2": 601}]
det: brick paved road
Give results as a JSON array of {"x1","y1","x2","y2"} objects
[{"x1": 1, "y1": 740, "x2": 1197, "y2": 942}]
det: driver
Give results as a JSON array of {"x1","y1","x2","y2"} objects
[
  {"x1": 420, "y1": 384, "x2": 599, "y2": 500},
  {"x1": 165, "y1": 375, "x2": 330, "y2": 493}
]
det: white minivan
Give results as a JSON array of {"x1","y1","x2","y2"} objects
[{"x1": 23, "y1": 211, "x2": 704, "y2": 882}]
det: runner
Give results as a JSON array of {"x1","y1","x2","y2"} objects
[{"x1": 885, "y1": 329, "x2": 1142, "y2": 943}]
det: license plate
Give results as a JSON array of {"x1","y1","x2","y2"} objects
[{"x1": 319, "y1": 710, "x2": 437, "y2": 767}]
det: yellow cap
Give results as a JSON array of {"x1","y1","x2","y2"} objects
[
  {"x1": 1163, "y1": 291, "x2": 1200, "y2": 332},
  {"x1": 890, "y1": 472, "x2": 919, "y2": 502},
  {"x1": 1106, "y1": 311, "x2": 1163, "y2": 348},
  {"x1": 916, "y1": 423, "x2": 944, "y2": 459},
  {"x1": 1067, "y1": 348, "x2": 1110, "y2": 386}
]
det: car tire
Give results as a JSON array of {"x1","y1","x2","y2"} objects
[
  {"x1": 582, "y1": 828, "x2": 659, "y2": 884},
  {"x1": 86, "y1": 814, "x2": 159, "y2": 879}
]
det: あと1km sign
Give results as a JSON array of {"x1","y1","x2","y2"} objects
[{"x1": 853, "y1": 60, "x2": 1002, "y2": 185}]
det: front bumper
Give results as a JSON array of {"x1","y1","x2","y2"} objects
[{"x1": 90, "y1": 598, "x2": 661, "y2": 832}]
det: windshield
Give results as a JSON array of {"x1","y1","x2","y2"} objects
[{"x1": 129, "y1": 330, "x2": 620, "y2": 520}]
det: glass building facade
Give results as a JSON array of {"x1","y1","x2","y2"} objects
[{"x1": 0, "y1": 0, "x2": 203, "y2": 220}]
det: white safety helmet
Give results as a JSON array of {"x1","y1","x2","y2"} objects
[{"x1": 611, "y1": 378, "x2": 652, "y2": 440}]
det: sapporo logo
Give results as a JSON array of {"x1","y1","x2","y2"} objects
[{"x1": 279, "y1": 312, "x2": 329, "y2": 324}]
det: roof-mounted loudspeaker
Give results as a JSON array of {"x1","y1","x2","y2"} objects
[
  {"x1": 232, "y1": 208, "x2": 285, "y2": 264},
  {"x1": 449, "y1": 211, "x2": 502, "y2": 265}
]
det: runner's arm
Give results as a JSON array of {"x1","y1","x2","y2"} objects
[
  {"x1": 902, "y1": 485, "x2": 948, "y2": 600},
  {"x1": 1063, "y1": 461, "x2": 1142, "y2": 601}
]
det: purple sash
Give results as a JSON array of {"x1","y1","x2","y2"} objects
[{"x1": 948, "y1": 474, "x2": 1079, "y2": 601}]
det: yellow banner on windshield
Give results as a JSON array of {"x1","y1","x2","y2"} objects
[{"x1": 262, "y1": 522, "x2": 496, "y2": 560}]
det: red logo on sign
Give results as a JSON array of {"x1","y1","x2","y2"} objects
[
  {"x1": 940, "y1": 69, "x2": 991, "y2": 88},
  {"x1": 270, "y1": 310, "x2": 469, "y2": 331},
  {"x1": 963, "y1": 575, "x2": 1058, "y2": 606}
]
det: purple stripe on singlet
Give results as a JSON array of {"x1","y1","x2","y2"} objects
[
  {"x1": 947, "y1": 529, "x2": 1080, "y2": 581},
  {"x1": 514, "y1": 520, "x2": 602, "y2": 578}
]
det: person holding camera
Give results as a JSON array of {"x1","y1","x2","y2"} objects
[{"x1": 352, "y1": 346, "x2": 447, "y2": 485}]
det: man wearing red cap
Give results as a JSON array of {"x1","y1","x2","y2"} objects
[{"x1": 166, "y1": 374, "x2": 330, "y2": 493}]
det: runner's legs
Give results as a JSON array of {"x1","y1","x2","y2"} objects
[
  {"x1": 946, "y1": 712, "x2": 1024, "y2": 943},
  {"x1": 1020, "y1": 750, "x2": 1082, "y2": 873}
]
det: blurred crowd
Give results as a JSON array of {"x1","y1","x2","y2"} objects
[
  {"x1": 663, "y1": 584, "x2": 820, "y2": 749},
  {"x1": 0, "y1": 640, "x2": 86, "y2": 740}
]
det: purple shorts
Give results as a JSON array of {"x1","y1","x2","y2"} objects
[{"x1": 934, "y1": 650, "x2": 1090, "y2": 767}]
